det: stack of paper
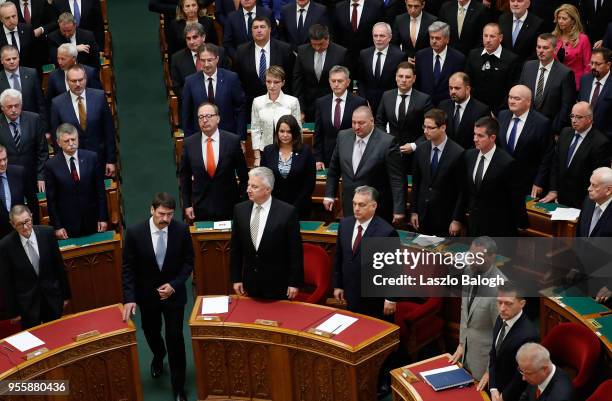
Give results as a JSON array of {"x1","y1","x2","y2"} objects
[
  {"x1": 550, "y1": 208, "x2": 581, "y2": 221},
  {"x1": 420, "y1": 365, "x2": 473, "y2": 391},
  {"x1": 201, "y1": 296, "x2": 229, "y2": 314},
  {"x1": 4, "y1": 331, "x2": 45, "y2": 352},
  {"x1": 413, "y1": 235, "x2": 445, "y2": 247},
  {"x1": 315, "y1": 313, "x2": 357, "y2": 335}
]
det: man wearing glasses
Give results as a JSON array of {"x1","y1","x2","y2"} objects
[{"x1": 0, "y1": 204, "x2": 71, "y2": 329}]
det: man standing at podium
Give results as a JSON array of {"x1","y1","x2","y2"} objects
[{"x1": 122, "y1": 193, "x2": 194, "y2": 401}]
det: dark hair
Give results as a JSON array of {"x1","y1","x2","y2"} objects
[
  {"x1": 474, "y1": 116, "x2": 499, "y2": 137},
  {"x1": 396, "y1": 61, "x2": 416, "y2": 74},
  {"x1": 196, "y1": 43, "x2": 218, "y2": 57},
  {"x1": 592, "y1": 47, "x2": 612, "y2": 63},
  {"x1": 274, "y1": 115, "x2": 303, "y2": 152},
  {"x1": 152, "y1": 192, "x2": 176, "y2": 210},
  {"x1": 424, "y1": 108, "x2": 447, "y2": 128},
  {"x1": 252, "y1": 15, "x2": 272, "y2": 28},
  {"x1": 538, "y1": 32, "x2": 557, "y2": 48},
  {"x1": 197, "y1": 101, "x2": 219, "y2": 115},
  {"x1": 308, "y1": 24, "x2": 330, "y2": 40},
  {"x1": 498, "y1": 281, "x2": 525, "y2": 301}
]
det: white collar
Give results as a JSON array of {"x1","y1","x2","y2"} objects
[
  {"x1": 512, "y1": 110, "x2": 529, "y2": 122},
  {"x1": 481, "y1": 45, "x2": 503, "y2": 58},
  {"x1": 596, "y1": 70, "x2": 610, "y2": 86},
  {"x1": 63, "y1": 150, "x2": 78, "y2": 163},
  {"x1": 398, "y1": 88, "x2": 412, "y2": 96},
  {"x1": 70, "y1": 89, "x2": 86, "y2": 102},
  {"x1": 253, "y1": 195, "x2": 273, "y2": 210},
  {"x1": 538, "y1": 365, "x2": 556, "y2": 395},
  {"x1": 3, "y1": 26, "x2": 16, "y2": 34},
  {"x1": 335, "y1": 90, "x2": 348, "y2": 102},
  {"x1": 297, "y1": 2, "x2": 310, "y2": 12},
  {"x1": 202, "y1": 129, "x2": 220, "y2": 142},
  {"x1": 243, "y1": 6, "x2": 256, "y2": 16},
  {"x1": 513, "y1": 10, "x2": 528, "y2": 23},
  {"x1": 457, "y1": 96, "x2": 470, "y2": 108},
  {"x1": 503, "y1": 309, "x2": 523, "y2": 330},
  {"x1": 204, "y1": 69, "x2": 217, "y2": 81},
  {"x1": 355, "y1": 215, "x2": 373, "y2": 231},
  {"x1": 374, "y1": 46, "x2": 389, "y2": 56},
  {"x1": 264, "y1": 90, "x2": 286, "y2": 104},
  {"x1": 434, "y1": 46, "x2": 448, "y2": 59},
  {"x1": 596, "y1": 195, "x2": 612, "y2": 211},
  {"x1": 479, "y1": 144, "x2": 496, "y2": 160}
]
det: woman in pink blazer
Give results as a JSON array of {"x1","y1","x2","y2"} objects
[{"x1": 552, "y1": 3, "x2": 591, "y2": 91}]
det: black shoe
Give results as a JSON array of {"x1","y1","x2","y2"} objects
[
  {"x1": 174, "y1": 389, "x2": 187, "y2": 401},
  {"x1": 151, "y1": 358, "x2": 163, "y2": 378}
]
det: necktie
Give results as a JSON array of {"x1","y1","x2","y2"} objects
[
  {"x1": 506, "y1": 117, "x2": 520, "y2": 153},
  {"x1": 9, "y1": 31, "x2": 17, "y2": 51},
  {"x1": 534, "y1": 67, "x2": 546, "y2": 108},
  {"x1": 467, "y1": 281, "x2": 478, "y2": 311},
  {"x1": 0, "y1": 175, "x2": 7, "y2": 212},
  {"x1": 474, "y1": 155, "x2": 485, "y2": 189},
  {"x1": 566, "y1": 133, "x2": 581, "y2": 167},
  {"x1": 457, "y1": 7, "x2": 465, "y2": 38},
  {"x1": 352, "y1": 138, "x2": 365, "y2": 173},
  {"x1": 23, "y1": 1, "x2": 31, "y2": 24},
  {"x1": 591, "y1": 81, "x2": 601, "y2": 105},
  {"x1": 410, "y1": 18, "x2": 417, "y2": 47},
  {"x1": 195, "y1": 54, "x2": 203, "y2": 71},
  {"x1": 207, "y1": 77, "x2": 215, "y2": 103},
  {"x1": 246, "y1": 12, "x2": 253, "y2": 38},
  {"x1": 495, "y1": 321, "x2": 507, "y2": 354},
  {"x1": 453, "y1": 104, "x2": 461, "y2": 131},
  {"x1": 70, "y1": 156, "x2": 79, "y2": 183},
  {"x1": 206, "y1": 137, "x2": 216, "y2": 176},
  {"x1": 155, "y1": 230, "x2": 166, "y2": 270},
  {"x1": 589, "y1": 205, "x2": 603, "y2": 236},
  {"x1": 512, "y1": 19, "x2": 522, "y2": 46},
  {"x1": 11, "y1": 73, "x2": 21, "y2": 92},
  {"x1": 333, "y1": 98, "x2": 342, "y2": 129},
  {"x1": 250, "y1": 205, "x2": 262, "y2": 248},
  {"x1": 258, "y1": 48, "x2": 266, "y2": 82},
  {"x1": 26, "y1": 239, "x2": 39, "y2": 275},
  {"x1": 352, "y1": 224, "x2": 362, "y2": 253},
  {"x1": 398, "y1": 94, "x2": 407, "y2": 123},
  {"x1": 374, "y1": 51, "x2": 382, "y2": 79},
  {"x1": 433, "y1": 54, "x2": 441, "y2": 83},
  {"x1": 314, "y1": 52, "x2": 323, "y2": 81},
  {"x1": 77, "y1": 95, "x2": 87, "y2": 130},
  {"x1": 430, "y1": 146, "x2": 439, "y2": 176},
  {"x1": 351, "y1": 2, "x2": 359, "y2": 32},
  {"x1": 9, "y1": 121, "x2": 21, "y2": 149},
  {"x1": 535, "y1": 388, "x2": 542, "y2": 399},
  {"x1": 73, "y1": 0, "x2": 81, "y2": 25},
  {"x1": 297, "y1": 8, "x2": 305, "y2": 38}
]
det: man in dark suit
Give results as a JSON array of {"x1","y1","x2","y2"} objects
[
  {"x1": 314, "y1": 65, "x2": 367, "y2": 169},
  {"x1": 410, "y1": 108, "x2": 464, "y2": 236},
  {"x1": 516, "y1": 343, "x2": 573, "y2": 401},
  {"x1": 324, "y1": 106, "x2": 405, "y2": 223},
  {"x1": 497, "y1": 85, "x2": 551, "y2": 198},
  {"x1": 215, "y1": 0, "x2": 242, "y2": 28},
  {"x1": 9, "y1": 0, "x2": 58, "y2": 37},
  {"x1": 182, "y1": 43, "x2": 247, "y2": 140},
  {"x1": 358, "y1": 22, "x2": 406, "y2": 113},
  {"x1": 0, "y1": 2, "x2": 37, "y2": 69},
  {"x1": 46, "y1": 43, "x2": 101, "y2": 103},
  {"x1": 579, "y1": 48, "x2": 612, "y2": 140},
  {"x1": 540, "y1": 102, "x2": 612, "y2": 209},
  {"x1": 488, "y1": 284, "x2": 539, "y2": 401},
  {"x1": 45, "y1": 123, "x2": 107, "y2": 239},
  {"x1": 279, "y1": 0, "x2": 329, "y2": 51},
  {"x1": 0, "y1": 144, "x2": 29, "y2": 238},
  {"x1": 375, "y1": 61, "x2": 433, "y2": 173},
  {"x1": 498, "y1": 0, "x2": 543, "y2": 63},
  {"x1": 465, "y1": 23, "x2": 519, "y2": 113},
  {"x1": 438, "y1": 0, "x2": 488, "y2": 55},
  {"x1": 519, "y1": 33, "x2": 575, "y2": 135},
  {"x1": 54, "y1": 0, "x2": 104, "y2": 47},
  {"x1": 180, "y1": 102, "x2": 248, "y2": 221},
  {"x1": 50, "y1": 64, "x2": 116, "y2": 177},
  {"x1": 230, "y1": 166, "x2": 303, "y2": 300},
  {"x1": 47, "y1": 12, "x2": 100, "y2": 70},
  {"x1": 122, "y1": 192, "x2": 193, "y2": 401},
  {"x1": 415, "y1": 21, "x2": 466, "y2": 105},
  {"x1": 602, "y1": 23, "x2": 612, "y2": 49},
  {"x1": 391, "y1": 0, "x2": 437, "y2": 60},
  {"x1": 463, "y1": 116, "x2": 527, "y2": 236},
  {"x1": 293, "y1": 24, "x2": 347, "y2": 121},
  {"x1": 223, "y1": 0, "x2": 275, "y2": 61},
  {"x1": 439, "y1": 71, "x2": 490, "y2": 149},
  {"x1": 581, "y1": 0, "x2": 612, "y2": 44},
  {"x1": 0, "y1": 204, "x2": 71, "y2": 329}
]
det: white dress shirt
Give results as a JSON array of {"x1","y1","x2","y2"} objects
[
  {"x1": 567, "y1": 128, "x2": 590, "y2": 166},
  {"x1": 201, "y1": 129, "x2": 220, "y2": 169},
  {"x1": 433, "y1": 46, "x2": 448, "y2": 70},
  {"x1": 244, "y1": 6, "x2": 257, "y2": 33},
  {"x1": 536, "y1": 61, "x2": 553, "y2": 94},
  {"x1": 149, "y1": 217, "x2": 169, "y2": 255},
  {"x1": 330, "y1": 90, "x2": 348, "y2": 123},
  {"x1": 349, "y1": 0, "x2": 364, "y2": 28},
  {"x1": 296, "y1": 2, "x2": 310, "y2": 27},
  {"x1": 494, "y1": 309, "x2": 522, "y2": 346},
  {"x1": 454, "y1": 96, "x2": 471, "y2": 123},
  {"x1": 372, "y1": 46, "x2": 388, "y2": 75},
  {"x1": 395, "y1": 88, "x2": 411, "y2": 119},
  {"x1": 431, "y1": 136, "x2": 448, "y2": 162},
  {"x1": 589, "y1": 70, "x2": 609, "y2": 103},
  {"x1": 472, "y1": 145, "x2": 496, "y2": 182},
  {"x1": 63, "y1": 150, "x2": 80, "y2": 177},
  {"x1": 3, "y1": 26, "x2": 20, "y2": 51},
  {"x1": 70, "y1": 89, "x2": 87, "y2": 126},
  {"x1": 254, "y1": 40, "x2": 271, "y2": 73},
  {"x1": 480, "y1": 45, "x2": 503, "y2": 59},
  {"x1": 537, "y1": 365, "x2": 556, "y2": 395},
  {"x1": 4, "y1": 70, "x2": 21, "y2": 90},
  {"x1": 250, "y1": 195, "x2": 272, "y2": 250},
  {"x1": 20, "y1": 229, "x2": 39, "y2": 265},
  {"x1": 512, "y1": 9, "x2": 529, "y2": 35},
  {"x1": 351, "y1": 216, "x2": 373, "y2": 248},
  {"x1": 251, "y1": 91, "x2": 301, "y2": 151},
  {"x1": 69, "y1": 0, "x2": 82, "y2": 16},
  {"x1": 204, "y1": 70, "x2": 218, "y2": 97},
  {"x1": 506, "y1": 110, "x2": 529, "y2": 146}
]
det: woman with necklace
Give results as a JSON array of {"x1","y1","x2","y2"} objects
[{"x1": 552, "y1": 3, "x2": 591, "y2": 91}]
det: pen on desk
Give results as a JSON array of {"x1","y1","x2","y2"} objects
[{"x1": 330, "y1": 324, "x2": 342, "y2": 334}]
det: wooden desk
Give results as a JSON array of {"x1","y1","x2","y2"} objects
[
  {"x1": 391, "y1": 354, "x2": 490, "y2": 401},
  {"x1": 524, "y1": 199, "x2": 577, "y2": 237},
  {"x1": 190, "y1": 296, "x2": 399, "y2": 401},
  {"x1": 0, "y1": 304, "x2": 142, "y2": 401}
]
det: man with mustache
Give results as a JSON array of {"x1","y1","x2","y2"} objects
[{"x1": 579, "y1": 48, "x2": 612, "y2": 140}]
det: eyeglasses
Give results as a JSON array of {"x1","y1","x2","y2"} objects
[
  {"x1": 14, "y1": 219, "x2": 32, "y2": 228},
  {"x1": 569, "y1": 114, "x2": 591, "y2": 120},
  {"x1": 198, "y1": 113, "x2": 218, "y2": 120},
  {"x1": 518, "y1": 366, "x2": 544, "y2": 376},
  {"x1": 422, "y1": 125, "x2": 439, "y2": 131}
]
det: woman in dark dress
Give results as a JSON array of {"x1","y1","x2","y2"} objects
[
  {"x1": 261, "y1": 115, "x2": 316, "y2": 219},
  {"x1": 168, "y1": 0, "x2": 219, "y2": 56}
]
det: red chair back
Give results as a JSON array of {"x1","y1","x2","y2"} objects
[
  {"x1": 586, "y1": 379, "x2": 612, "y2": 401},
  {"x1": 295, "y1": 243, "x2": 331, "y2": 304}
]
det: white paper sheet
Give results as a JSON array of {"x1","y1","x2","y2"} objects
[
  {"x1": 214, "y1": 221, "x2": 232, "y2": 230},
  {"x1": 550, "y1": 207, "x2": 581, "y2": 221},
  {"x1": 4, "y1": 331, "x2": 45, "y2": 352},
  {"x1": 315, "y1": 313, "x2": 357, "y2": 334},
  {"x1": 412, "y1": 235, "x2": 445, "y2": 247},
  {"x1": 420, "y1": 365, "x2": 459, "y2": 378},
  {"x1": 201, "y1": 296, "x2": 229, "y2": 314}
]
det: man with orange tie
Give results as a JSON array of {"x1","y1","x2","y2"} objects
[{"x1": 179, "y1": 102, "x2": 248, "y2": 222}]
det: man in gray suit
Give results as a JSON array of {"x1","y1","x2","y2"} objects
[{"x1": 324, "y1": 106, "x2": 405, "y2": 224}]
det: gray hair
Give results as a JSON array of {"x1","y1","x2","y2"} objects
[
  {"x1": 249, "y1": 166, "x2": 275, "y2": 190},
  {"x1": 470, "y1": 236, "x2": 498, "y2": 254},
  {"x1": 56, "y1": 123, "x2": 78, "y2": 141},
  {"x1": 0, "y1": 88, "x2": 22, "y2": 106},
  {"x1": 354, "y1": 185, "x2": 379, "y2": 202},
  {"x1": 329, "y1": 65, "x2": 350, "y2": 80},
  {"x1": 592, "y1": 167, "x2": 612, "y2": 187},
  {"x1": 516, "y1": 343, "x2": 551, "y2": 369},
  {"x1": 0, "y1": 2, "x2": 16, "y2": 13},
  {"x1": 9, "y1": 204, "x2": 32, "y2": 222},
  {"x1": 58, "y1": 12, "x2": 76, "y2": 25},
  {"x1": 58, "y1": 43, "x2": 78, "y2": 59},
  {"x1": 372, "y1": 22, "x2": 392, "y2": 36},
  {"x1": 428, "y1": 21, "x2": 450, "y2": 37},
  {"x1": 184, "y1": 22, "x2": 205, "y2": 38}
]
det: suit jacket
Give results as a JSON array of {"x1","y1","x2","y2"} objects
[
  {"x1": 518, "y1": 367, "x2": 573, "y2": 401},
  {"x1": 293, "y1": 42, "x2": 347, "y2": 120},
  {"x1": 180, "y1": 130, "x2": 248, "y2": 220},
  {"x1": 581, "y1": 0, "x2": 612, "y2": 43},
  {"x1": 465, "y1": 47, "x2": 519, "y2": 113},
  {"x1": 579, "y1": 73, "x2": 612, "y2": 140},
  {"x1": 50, "y1": 88, "x2": 116, "y2": 164},
  {"x1": 261, "y1": 143, "x2": 316, "y2": 218},
  {"x1": 279, "y1": 2, "x2": 329, "y2": 51},
  {"x1": 358, "y1": 45, "x2": 405, "y2": 112},
  {"x1": 604, "y1": 22, "x2": 612, "y2": 49},
  {"x1": 375, "y1": 88, "x2": 433, "y2": 145},
  {"x1": 0, "y1": 165, "x2": 28, "y2": 238},
  {"x1": 222, "y1": 5, "x2": 275, "y2": 61},
  {"x1": 497, "y1": 109, "x2": 552, "y2": 196},
  {"x1": 181, "y1": 68, "x2": 246, "y2": 139},
  {"x1": 314, "y1": 92, "x2": 367, "y2": 165},
  {"x1": 577, "y1": 196, "x2": 612, "y2": 237},
  {"x1": 9, "y1": 0, "x2": 58, "y2": 33},
  {"x1": 45, "y1": 64, "x2": 102, "y2": 105},
  {"x1": 0, "y1": 225, "x2": 71, "y2": 327},
  {"x1": 325, "y1": 127, "x2": 405, "y2": 222},
  {"x1": 391, "y1": 11, "x2": 437, "y2": 59},
  {"x1": 489, "y1": 312, "x2": 539, "y2": 401},
  {"x1": 215, "y1": 0, "x2": 257, "y2": 27},
  {"x1": 550, "y1": 127, "x2": 611, "y2": 208},
  {"x1": 499, "y1": 11, "x2": 544, "y2": 63},
  {"x1": 463, "y1": 147, "x2": 527, "y2": 236},
  {"x1": 230, "y1": 198, "x2": 303, "y2": 299},
  {"x1": 54, "y1": 0, "x2": 105, "y2": 46},
  {"x1": 47, "y1": 27, "x2": 100, "y2": 70},
  {"x1": 519, "y1": 60, "x2": 575, "y2": 134},
  {"x1": 438, "y1": 0, "x2": 488, "y2": 55},
  {"x1": 44, "y1": 150, "x2": 107, "y2": 237},
  {"x1": 122, "y1": 219, "x2": 194, "y2": 307},
  {"x1": 167, "y1": 16, "x2": 219, "y2": 57},
  {"x1": 170, "y1": 47, "x2": 229, "y2": 99},
  {"x1": 415, "y1": 46, "x2": 466, "y2": 105},
  {"x1": 439, "y1": 97, "x2": 490, "y2": 149},
  {"x1": 333, "y1": 215, "x2": 397, "y2": 317},
  {"x1": 411, "y1": 137, "x2": 465, "y2": 236},
  {"x1": 0, "y1": 23, "x2": 37, "y2": 68},
  {"x1": 0, "y1": 67, "x2": 47, "y2": 130}
]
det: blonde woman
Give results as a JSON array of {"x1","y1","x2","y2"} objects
[{"x1": 552, "y1": 4, "x2": 591, "y2": 91}]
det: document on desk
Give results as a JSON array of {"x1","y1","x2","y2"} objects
[
  {"x1": 550, "y1": 207, "x2": 581, "y2": 221},
  {"x1": 420, "y1": 365, "x2": 473, "y2": 391},
  {"x1": 201, "y1": 296, "x2": 229, "y2": 314},
  {"x1": 315, "y1": 313, "x2": 357, "y2": 334},
  {"x1": 412, "y1": 235, "x2": 445, "y2": 247},
  {"x1": 4, "y1": 331, "x2": 45, "y2": 352}
]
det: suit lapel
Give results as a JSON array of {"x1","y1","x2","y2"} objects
[
  {"x1": 388, "y1": 90, "x2": 399, "y2": 124},
  {"x1": 0, "y1": 118, "x2": 16, "y2": 153},
  {"x1": 355, "y1": 130, "x2": 379, "y2": 175}
]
